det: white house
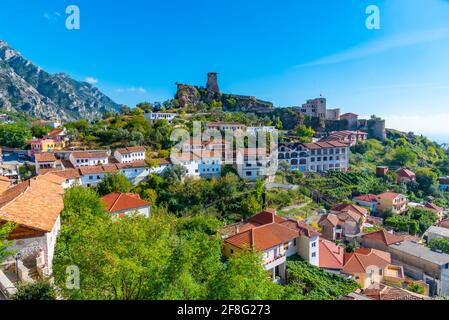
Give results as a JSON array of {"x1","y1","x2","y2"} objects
[
  {"x1": 144, "y1": 112, "x2": 177, "y2": 122},
  {"x1": 223, "y1": 209, "x2": 320, "y2": 282},
  {"x1": 0, "y1": 174, "x2": 65, "y2": 278},
  {"x1": 278, "y1": 141, "x2": 350, "y2": 173},
  {"x1": 101, "y1": 192, "x2": 151, "y2": 218},
  {"x1": 69, "y1": 151, "x2": 109, "y2": 168},
  {"x1": 114, "y1": 146, "x2": 146, "y2": 164}
]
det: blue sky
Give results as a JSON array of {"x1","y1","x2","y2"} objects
[{"x1": 1, "y1": 0, "x2": 449, "y2": 141}]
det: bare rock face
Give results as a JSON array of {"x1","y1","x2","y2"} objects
[
  {"x1": 0, "y1": 40, "x2": 121, "y2": 120},
  {"x1": 175, "y1": 84, "x2": 201, "y2": 108}
]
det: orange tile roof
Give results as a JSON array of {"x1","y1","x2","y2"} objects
[
  {"x1": 319, "y1": 239, "x2": 344, "y2": 270},
  {"x1": 115, "y1": 146, "x2": 146, "y2": 154},
  {"x1": 304, "y1": 141, "x2": 349, "y2": 149},
  {"x1": 279, "y1": 219, "x2": 320, "y2": 238},
  {"x1": 35, "y1": 152, "x2": 57, "y2": 162},
  {"x1": 318, "y1": 213, "x2": 340, "y2": 227},
  {"x1": 364, "y1": 284, "x2": 426, "y2": 300},
  {"x1": 101, "y1": 192, "x2": 151, "y2": 213},
  {"x1": 0, "y1": 174, "x2": 64, "y2": 232},
  {"x1": 46, "y1": 129, "x2": 65, "y2": 137},
  {"x1": 353, "y1": 194, "x2": 377, "y2": 203},
  {"x1": 342, "y1": 248, "x2": 391, "y2": 274},
  {"x1": 362, "y1": 229, "x2": 404, "y2": 246},
  {"x1": 396, "y1": 168, "x2": 416, "y2": 179},
  {"x1": 331, "y1": 203, "x2": 368, "y2": 217},
  {"x1": 71, "y1": 151, "x2": 109, "y2": 159},
  {"x1": 377, "y1": 191, "x2": 402, "y2": 200},
  {"x1": 225, "y1": 223, "x2": 298, "y2": 251},
  {"x1": 246, "y1": 209, "x2": 285, "y2": 225}
]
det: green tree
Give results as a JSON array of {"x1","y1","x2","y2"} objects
[
  {"x1": 12, "y1": 280, "x2": 56, "y2": 300},
  {"x1": 0, "y1": 123, "x2": 32, "y2": 148},
  {"x1": 428, "y1": 238, "x2": 449, "y2": 254},
  {"x1": 393, "y1": 147, "x2": 417, "y2": 167},
  {"x1": 0, "y1": 223, "x2": 15, "y2": 262},
  {"x1": 209, "y1": 249, "x2": 283, "y2": 300},
  {"x1": 415, "y1": 168, "x2": 438, "y2": 195},
  {"x1": 97, "y1": 173, "x2": 133, "y2": 196},
  {"x1": 295, "y1": 125, "x2": 315, "y2": 143}
]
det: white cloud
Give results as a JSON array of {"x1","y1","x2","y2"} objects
[
  {"x1": 115, "y1": 87, "x2": 147, "y2": 94},
  {"x1": 297, "y1": 28, "x2": 449, "y2": 67},
  {"x1": 85, "y1": 77, "x2": 99, "y2": 85}
]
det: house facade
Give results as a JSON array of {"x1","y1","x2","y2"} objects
[
  {"x1": 377, "y1": 192, "x2": 408, "y2": 215},
  {"x1": 278, "y1": 141, "x2": 350, "y2": 173},
  {"x1": 222, "y1": 209, "x2": 320, "y2": 282},
  {"x1": 114, "y1": 146, "x2": 146, "y2": 164},
  {"x1": 69, "y1": 151, "x2": 109, "y2": 168}
]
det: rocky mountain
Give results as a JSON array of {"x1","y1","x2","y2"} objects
[{"x1": 0, "y1": 40, "x2": 121, "y2": 120}]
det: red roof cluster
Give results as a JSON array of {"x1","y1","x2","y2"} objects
[{"x1": 224, "y1": 209, "x2": 320, "y2": 252}]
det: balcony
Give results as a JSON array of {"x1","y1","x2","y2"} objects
[{"x1": 264, "y1": 254, "x2": 286, "y2": 270}]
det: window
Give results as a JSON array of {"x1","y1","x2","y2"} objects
[
  {"x1": 312, "y1": 252, "x2": 316, "y2": 258},
  {"x1": 293, "y1": 239, "x2": 297, "y2": 246},
  {"x1": 312, "y1": 242, "x2": 317, "y2": 248},
  {"x1": 230, "y1": 249, "x2": 234, "y2": 254}
]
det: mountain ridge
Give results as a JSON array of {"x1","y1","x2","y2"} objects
[{"x1": 0, "y1": 40, "x2": 121, "y2": 121}]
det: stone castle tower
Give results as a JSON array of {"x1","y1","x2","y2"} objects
[{"x1": 206, "y1": 72, "x2": 220, "y2": 94}]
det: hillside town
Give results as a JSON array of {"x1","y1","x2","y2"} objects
[{"x1": 1, "y1": 73, "x2": 449, "y2": 301}]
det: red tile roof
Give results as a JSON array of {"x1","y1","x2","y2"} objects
[
  {"x1": 331, "y1": 203, "x2": 368, "y2": 217},
  {"x1": 279, "y1": 219, "x2": 320, "y2": 238},
  {"x1": 364, "y1": 284, "x2": 426, "y2": 300},
  {"x1": 342, "y1": 248, "x2": 391, "y2": 274},
  {"x1": 396, "y1": 168, "x2": 416, "y2": 179},
  {"x1": 71, "y1": 151, "x2": 109, "y2": 159},
  {"x1": 35, "y1": 152, "x2": 57, "y2": 162},
  {"x1": 353, "y1": 194, "x2": 377, "y2": 203},
  {"x1": 46, "y1": 129, "x2": 65, "y2": 137},
  {"x1": 362, "y1": 229, "x2": 404, "y2": 246},
  {"x1": 377, "y1": 191, "x2": 402, "y2": 200},
  {"x1": 224, "y1": 223, "x2": 298, "y2": 251},
  {"x1": 101, "y1": 192, "x2": 151, "y2": 213},
  {"x1": 303, "y1": 141, "x2": 349, "y2": 149},
  {"x1": 318, "y1": 213, "x2": 341, "y2": 227},
  {"x1": 247, "y1": 209, "x2": 285, "y2": 225},
  {"x1": 424, "y1": 202, "x2": 443, "y2": 213},
  {"x1": 115, "y1": 146, "x2": 146, "y2": 154},
  {"x1": 319, "y1": 239, "x2": 344, "y2": 270}
]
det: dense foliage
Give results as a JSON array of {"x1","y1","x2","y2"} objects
[
  {"x1": 12, "y1": 280, "x2": 56, "y2": 300},
  {"x1": 283, "y1": 257, "x2": 359, "y2": 300},
  {"x1": 428, "y1": 238, "x2": 449, "y2": 254},
  {"x1": 385, "y1": 208, "x2": 438, "y2": 235},
  {"x1": 0, "y1": 223, "x2": 15, "y2": 262}
]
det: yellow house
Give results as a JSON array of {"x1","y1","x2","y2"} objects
[
  {"x1": 376, "y1": 192, "x2": 407, "y2": 215},
  {"x1": 28, "y1": 138, "x2": 65, "y2": 154},
  {"x1": 342, "y1": 248, "x2": 404, "y2": 289}
]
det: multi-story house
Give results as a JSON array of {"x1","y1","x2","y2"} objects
[
  {"x1": 206, "y1": 122, "x2": 247, "y2": 132},
  {"x1": 222, "y1": 209, "x2": 320, "y2": 282},
  {"x1": 144, "y1": 112, "x2": 177, "y2": 122},
  {"x1": 278, "y1": 141, "x2": 350, "y2": 173},
  {"x1": 44, "y1": 128, "x2": 68, "y2": 145},
  {"x1": 27, "y1": 138, "x2": 65, "y2": 156},
  {"x1": 34, "y1": 153, "x2": 64, "y2": 175},
  {"x1": 69, "y1": 151, "x2": 109, "y2": 168},
  {"x1": 342, "y1": 248, "x2": 404, "y2": 289},
  {"x1": 376, "y1": 192, "x2": 408, "y2": 215},
  {"x1": 295, "y1": 97, "x2": 340, "y2": 120},
  {"x1": 234, "y1": 148, "x2": 276, "y2": 182},
  {"x1": 0, "y1": 174, "x2": 65, "y2": 280},
  {"x1": 114, "y1": 146, "x2": 146, "y2": 163},
  {"x1": 319, "y1": 204, "x2": 368, "y2": 241},
  {"x1": 396, "y1": 168, "x2": 416, "y2": 184}
]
